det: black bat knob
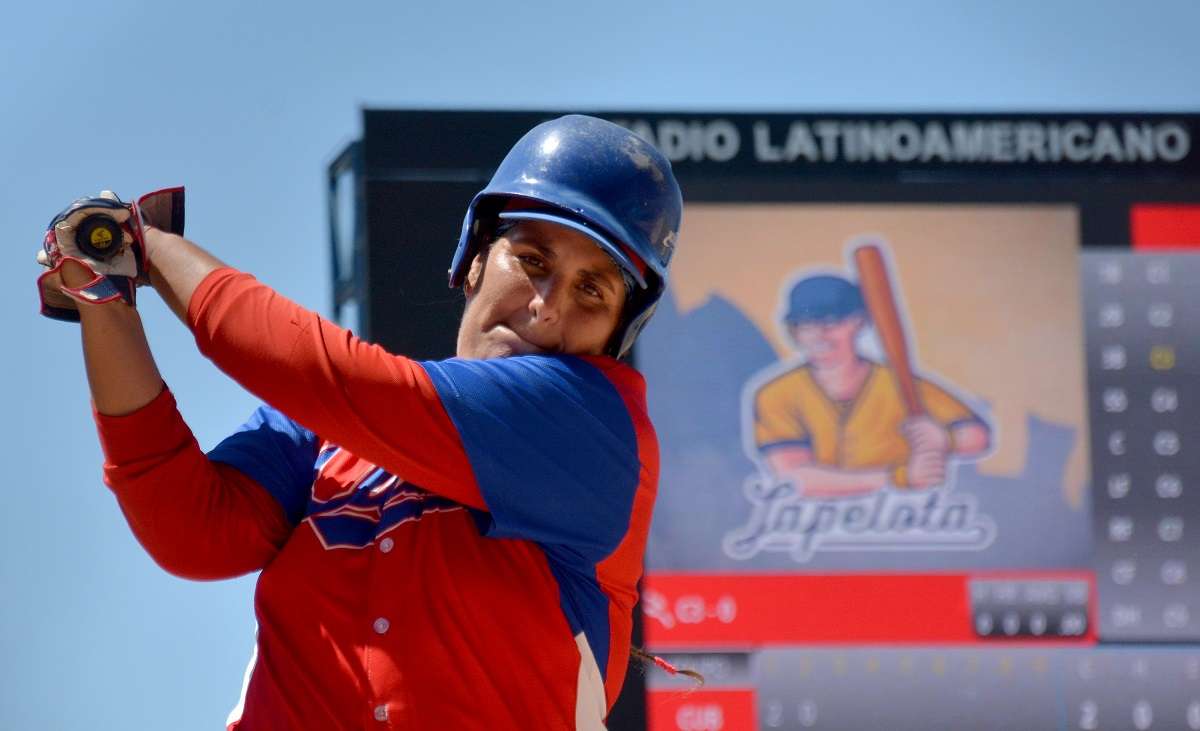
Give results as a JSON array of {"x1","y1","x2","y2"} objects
[{"x1": 75, "y1": 214, "x2": 124, "y2": 261}]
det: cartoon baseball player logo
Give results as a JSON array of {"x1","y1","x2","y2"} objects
[{"x1": 725, "y1": 239, "x2": 998, "y2": 562}]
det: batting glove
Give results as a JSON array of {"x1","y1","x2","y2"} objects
[{"x1": 37, "y1": 187, "x2": 184, "y2": 321}]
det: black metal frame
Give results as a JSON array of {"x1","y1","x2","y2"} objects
[{"x1": 327, "y1": 140, "x2": 366, "y2": 331}]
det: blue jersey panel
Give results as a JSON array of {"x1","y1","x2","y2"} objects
[
  {"x1": 543, "y1": 545, "x2": 613, "y2": 680},
  {"x1": 420, "y1": 355, "x2": 641, "y2": 562},
  {"x1": 208, "y1": 405, "x2": 319, "y2": 524}
]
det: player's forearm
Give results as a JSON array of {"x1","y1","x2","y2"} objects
[
  {"x1": 96, "y1": 388, "x2": 291, "y2": 580},
  {"x1": 802, "y1": 467, "x2": 888, "y2": 496},
  {"x1": 774, "y1": 464, "x2": 888, "y2": 497},
  {"x1": 143, "y1": 228, "x2": 227, "y2": 323},
  {"x1": 68, "y1": 227, "x2": 222, "y2": 416},
  {"x1": 64, "y1": 267, "x2": 165, "y2": 416},
  {"x1": 114, "y1": 460, "x2": 290, "y2": 580}
]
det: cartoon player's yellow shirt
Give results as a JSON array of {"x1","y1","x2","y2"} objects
[{"x1": 753, "y1": 362, "x2": 977, "y2": 471}]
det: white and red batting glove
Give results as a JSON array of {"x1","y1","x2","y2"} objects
[{"x1": 37, "y1": 187, "x2": 184, "y2": 321}]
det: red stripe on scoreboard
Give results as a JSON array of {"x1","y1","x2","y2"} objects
[
  {"x1": 642, "y1": 572, "x2": 1095, "y2": 646},
  {"x1": 1131, "y1": 204, "x2": 1200, "y2": 249}
]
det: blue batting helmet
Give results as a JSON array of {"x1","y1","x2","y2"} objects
[
  {"x1": 447, "y1": 114, "x2": 683, "y2": 358},
  {"x1": 783, "y1": 275, "x2": 866, "y2": 325}
]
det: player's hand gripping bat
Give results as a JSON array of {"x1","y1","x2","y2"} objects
[{"x1": 36, "y1": 188, "x2": 185, "y2": 321}]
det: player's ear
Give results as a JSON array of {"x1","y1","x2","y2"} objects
[{"x1": 463, "y1": 251, "x2": 487, "y2": 296}]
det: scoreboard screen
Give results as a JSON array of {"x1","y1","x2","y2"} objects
[
  {"x1": 630, "y1": 116, "x2": 1200, "y2": 731},
  {"x1": 342, "y1": 111, "x2": 1200, "y2": 731},
  {"x1": 640, "y1": 209, "x2": 1200, "y2": 731}
]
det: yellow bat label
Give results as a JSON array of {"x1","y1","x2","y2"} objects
[{"x1": 90, "y1": 228, "x2": 114, "y2": 249}]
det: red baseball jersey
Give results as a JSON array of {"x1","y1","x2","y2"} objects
[{"x1": 94, "y1": 268, "x2": 659, "y2": 730}]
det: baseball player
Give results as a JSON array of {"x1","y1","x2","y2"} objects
[
  {"x1": 37, "y1": 115, "x2": 682, "y2": 729},
  {"x1": 751, "y1": 274, "x2": 991, "y2": 497}
]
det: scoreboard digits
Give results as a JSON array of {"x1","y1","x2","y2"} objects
[{"x1": 1085, "y1": 252, "x2": 1200, "y2": 642}]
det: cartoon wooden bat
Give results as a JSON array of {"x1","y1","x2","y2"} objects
[{"x1": 853, "y1": 243, "x2": 925, "y2": 416}]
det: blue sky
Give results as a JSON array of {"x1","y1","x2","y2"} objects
[{"x1": 4, "y1": 1, "x2": 1199, "y2": 728}]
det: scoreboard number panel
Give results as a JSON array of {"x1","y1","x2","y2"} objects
[{"x1": 1085, "y1": 252, "x2": 1200, "y2": 643}]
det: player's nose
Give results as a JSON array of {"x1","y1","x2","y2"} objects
[{"x1": 528, "y1": 277, "x2": 564, "y2": 325}]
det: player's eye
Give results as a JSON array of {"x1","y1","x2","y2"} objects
[
  {"x1": 517, "y1": 254, "x2": 548, "y2": 272},
  {"x1": 579, "y1": 281, "x2": 605, "y2": 301}
]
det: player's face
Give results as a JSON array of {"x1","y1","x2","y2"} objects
[
  {"x1": 791, "y1": 314, "x2": 865, "y2": 367},
  {"x1": 457, "y1": 220, "x2": 626, "y2": 359}
]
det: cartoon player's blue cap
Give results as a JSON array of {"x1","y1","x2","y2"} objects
[{"x1": 783, "y1": 275, "x2": 866, "y2": 324}]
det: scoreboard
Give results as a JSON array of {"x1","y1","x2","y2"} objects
[
  {"x1": 334, "y1": 111, "x2": 1200, "y2": 731},
  {"x1": 1083, "y1": 251, "x2": 1199, "y2": 642}
]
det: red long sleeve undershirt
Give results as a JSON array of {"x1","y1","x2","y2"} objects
[
  {"x1": 95, "y1": 266, "x2": 487, "y2": 579},
  {"x1": 185, "y1": 267, "x2": 485, "y2": 510},
  {"x1": 94, "y1": 386, "x2": 291, "y2": 579}
]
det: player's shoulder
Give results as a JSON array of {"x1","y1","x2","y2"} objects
[
  {"x1": 872, "y1": 363, "x2": 965, "y2": 403},
  {"x1": 575, "y1": 354, "x2": 646, "y2": 396},
  {"x1": 754, "y1": 362, "x2": 816, "y2": 399},
  {"x1": 422, "y1": 353, "x2": 648, "y2": 414},
  {"x1": 910, "y1": 371, "x2": 957, "y2": 397}
]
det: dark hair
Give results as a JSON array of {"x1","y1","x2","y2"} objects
[{"x1": 630, "y1": 646, "x2": 705, "y2": 686}]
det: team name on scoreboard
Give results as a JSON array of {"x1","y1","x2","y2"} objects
[
  {"x1": 723, "y1": 475, "x2": 997, "y2": 563},
  {"x1": 610, "y1": 117, "x2": 1192, "y2": 165}
]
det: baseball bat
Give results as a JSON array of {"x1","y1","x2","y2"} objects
[{"x1": 853, "y1": 244, "x2": 924, "y2": 416}]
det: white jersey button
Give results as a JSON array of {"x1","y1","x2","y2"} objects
[
  {"x1": 379, "y1": 537, "x2": 394, "y2": 553},
  {"x1": 373, "y1": 617, "x2": 391, "y2": 635},
  {"x1": 374, "y1": 704, "x2": 388, "y2": 721}
]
